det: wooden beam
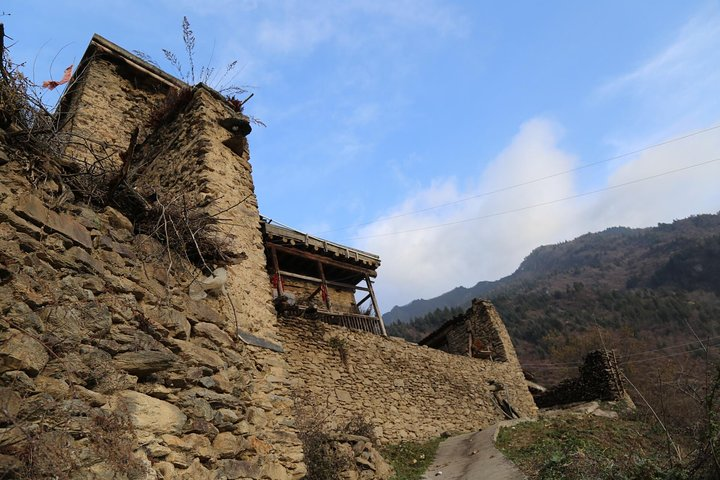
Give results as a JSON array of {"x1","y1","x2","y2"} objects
[
  {"x1": 365, "y1": 274, "x2": 386, "y2": 336},
  {"x1": 356, "y1": 293, "x2": 372, "y2": 308},
  {"x1": 277, "y1": 270, "x2": 369, "y2": 291},
  {"x1": 269, "y1": 245, "x2": 283, "y2": 296},
  {"x1": 270, "y1": 243, "x2": 377, "y2": 278},
  {"x1": 317, "y1": 261, "x2": 330, "y2": 309},
  {"x1": 306, "y1": 285, "x2": 322, "y2": 302}
]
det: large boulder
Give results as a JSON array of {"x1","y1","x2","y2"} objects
[{"x1": 111, "y1": 390, "x2": 186, "y2": 436}]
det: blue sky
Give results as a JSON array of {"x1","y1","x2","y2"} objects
[{"x1": 4, "y1": 1, "x2": 720, "y2": 309}]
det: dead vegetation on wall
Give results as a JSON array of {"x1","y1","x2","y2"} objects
[{"x1": 293, "y1": 390, "x2": 393, "y2": 480}]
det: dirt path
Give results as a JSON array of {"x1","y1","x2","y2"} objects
[{"x1": 422, "y1": 422, "x2": 528, "y2": 480}]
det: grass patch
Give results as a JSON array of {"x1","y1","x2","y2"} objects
[
  {"x1": 381, "y1": 437, "x2": 442, "y2": 480},
  {"x1": 496, "y1": 415, "x2": 687, "y2": 480}
]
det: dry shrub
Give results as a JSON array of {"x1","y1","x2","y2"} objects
[
  {"x1": 147, "y1": 86, "x2": 193, "y2": 129},
  {"x1": 17, "y1": 430, "x2": 77, "y2": 480},
  {"x1": 134, "y1": 195, "x2": 235, "y2": 273},
  {"x1": 343, "y1": 414, "x2": 377, "y2": 443},
  {"x1": 293, "y1": 391, "x2": 354, "y2": 480},
  {"x1": 88, "y1": 404, "x2": 146, "y2": 477}
]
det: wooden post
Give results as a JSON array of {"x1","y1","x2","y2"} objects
[
  {"x1": 365, "y1": 275, "x2": 386, "y2": 336},
  {"x1": 317, "y1": 261, "x2": 331, "y2": 310},
  {"x1": 270, "y1": 245, "x2": 283, "y2": 296}
]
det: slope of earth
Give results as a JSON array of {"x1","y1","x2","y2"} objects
[{"x1": 496, "y1": 412, "x2": 701, "y2": 479}]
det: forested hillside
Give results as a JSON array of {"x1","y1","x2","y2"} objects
[{"x1": 386, "y1": 213, "x2": 720, "y2": 381}]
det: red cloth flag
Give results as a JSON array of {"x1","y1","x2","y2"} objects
[{"x1": 42, "y1": 64, "x2": 73, "y2": 90}]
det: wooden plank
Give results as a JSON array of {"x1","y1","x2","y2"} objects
[
  {"x1": 270, "y1": 243, "x2": 378, "y2": 277},
  {"x1": 307, "y1": 285, "x2": 322, "y2": 301},
  {"x1": 318, "y1": 261, "x2": 330, "y2": 309},
  {"x1": 270, "y1": 245, "x2": 283, "y2": 296},
  {"x1": 278, "y1": 270, "x2": 369, "y2": 292}
]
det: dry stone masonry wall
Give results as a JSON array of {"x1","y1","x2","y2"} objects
[
  {"x1": 0, "y1": 156, "x2": 305, "y2": 478},
  {"x1": 279, "y1": 313, "x2": 537, "y2": 444}
]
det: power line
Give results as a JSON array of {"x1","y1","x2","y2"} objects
[
  {"x1": 618, "y1": 335, "x2": 720, "y2": 359},
  {"x1": 620, "y1": 342, "x2": 720, "y2": 365},
  {"x1": 348, "y1": 156, "x2": 720, "y2": 240},
  {"x1": 522, "y1": 336, "x2": 720, "y2": 369},
  {"x1": 319, "y1": 122, "x2": 720, "y2": 235}
]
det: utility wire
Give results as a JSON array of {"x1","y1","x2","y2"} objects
[
  {"x1": 348, "y1": 156, "x2": 720, "y2": 240},
  {"x1": 522, "y1": 335, "x2": 720, "y2": 368},
  {"x1": 319, "y1": 122, "x2": 720, "y2": 235},
  {"x1": 620, "y1": 342, "x2": 720, "y2": 365},
  {"x1": 618, "y1": 335, "x2": 720, "y2": 359}
]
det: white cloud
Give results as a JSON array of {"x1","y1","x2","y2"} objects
[
  {"x1": 356, "y1": 118, "x2": 581, "y2": 308},
  {"x1": 597, "y1": 6, "x2": 720, "y2": 142},
  {"x1": 357, "y1": 117, "x2": 720, "y2": 310},
  {"x1": 253, "y1": 0, "x2": 467, "y2": 55}
]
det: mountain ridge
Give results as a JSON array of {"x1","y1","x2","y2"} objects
[{"x1": 385, "y1": 212, "x2": 720, "y2": 356}]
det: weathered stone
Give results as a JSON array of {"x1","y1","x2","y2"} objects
[
  {"x1": 154, "y1": 461, "x2": 176, "y2": 480},
  {"x1": 336, "y1": 389, "x2": 352, "y2": 403},
  {"x1": 114, "y1": 390, "x2": 186, "y2": 435},
  {"x1": 184, "y1": 417, "x2": 219, "y2": 438},
  {"x1": 193, "y1": 322, "x2": 233, "y2": 346},
  {"x1": 33, "y1": 375, "x2": 70, "y2": 398},
  {"x1": 246, "y1": 407, "x2": 267, "y2": 428},
  {"x1": 103, "y1": 206, "x2": 134, "y2": 233},
  {"x1": 0, "y1": 329, "x2": 49, "y2": 376},
  {"x1": 186, "y1": 300, "x2": 227, "y2": 326},
  {"x1": 175, "y1": 459, "x2": 213, "y2": 480},
  {"x1": 66, "y1": 246, "x2": 105, "y2": 274},
  {"x1": 248, "y1": 435, "x2": 273, "y2": 455},
  {"x1": 0, "y1": 388, "x2": 22, "y2": 421},
  {"x1": 171, "y1": 339, "x2": 226, "y2": 371},
  {"x1": 144, "y1": 307, "x2": 191, "y2": 340},
  {"x1": 212, "y1": 431, "x2": 242, "y2": 458},
  {"x1": 217, "y1": 459, "x2": 261, "y2": 479},
  {"x1": 13, "y1": 195, "x2": 92, "y2": 249},
  {"x1": 113, "y1": 350, "x2": 178, "y2": 376},
  {"x1": 261, "y1": 462, "x2": 289, "y2": 480}
]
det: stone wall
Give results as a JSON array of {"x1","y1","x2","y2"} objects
[
  {"x1": 279, "y1": 313, "x2": 537, "y2": 444},
  {"x1": 0, "y1": 47, "x2": 306, "y2": 477},
  {"x1": 0, "y1": 152, "x2": 304, "y2": 478},
  {"x1": 60, "y1": 53, "x2": 174, "y2": 167},
  {"x1": 534, "y1": 350, "x2": 626, "y2": 408},
  {"x1": 420, "y1": 299, "x2": 511, "y2": 361},
  {"x1": 133, "y1": 86, "x2": 280, "y2": 341}
]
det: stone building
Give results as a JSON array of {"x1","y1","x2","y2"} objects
[{"x1": 0, "y1": 33, "x2": 537, "y2": 479}]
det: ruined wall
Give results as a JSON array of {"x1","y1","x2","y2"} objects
[
  {"x1": 279, "y1": 315, "x2": 537, "y2": 444},
  {"x1": 534, "y1": 350, "x2": 626, "y2": 408},
  {"x1": 431, "y1": 300, "x2": 511, "y2": 361}
]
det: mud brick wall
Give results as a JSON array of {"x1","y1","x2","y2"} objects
[{"x1": 279, "y1": 314, "x2": 537, "y2": 444}]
